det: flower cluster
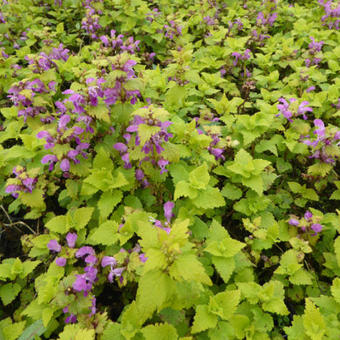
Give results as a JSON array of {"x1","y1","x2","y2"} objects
[
  {"x1": 276, "y1": 98, "x2": 313, "y2": 122},
  {"x1": 318, "y1": 0, "x2": 340, "y2": 30},
  {"x1": 5, "y1": 166, "x2": 38, "y2": 198},
  {"x1": 100, "y1": 30, "x2": 140, "y2": 54},
  {"x1": 114, "y1": 107, "x2": 173, "y2": 176},
  {"x1": 146, "y1": 7, "x2": 160, "y2": 22},
  {"x1": 8, "y1": 79, "x2": 50, "y2": 122},
  {"x1": 288, "y1": 210, "x2": 323, "y2": 236},
  {"x1": 25, "y1": 44, "x2": 70, "y2": 73},
  {"x1": 37, "y1": 116, "x2": 89, "y2": 174},
  {"x1": 82, "y1": 5, "x2": 102, "y2": 39},
  {"x1": 303, "y1": 119, "x2": 340, "y2": 164},
  {"x1": 102, "y1": 244, "x2": 147, "y2": 284},
  {"x1": 163, "y1": 20, "x2": 182, "y2": 40},
  {"x1": 231, "y1": 49, "x2": 251, "y2": 67},
  {"x1": 47, "y1": 235, "x2": 98, "y2": 324},
  {"x1": 149, "y1": 201, "x2": 175, "y2": 234},
  {"x1": 305, "y1": 37, "x2": 324, "y2": 67}
]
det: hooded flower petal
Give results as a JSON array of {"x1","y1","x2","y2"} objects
[{"x1": 48, "y1": 239, "x2": 61, "y2": 252}]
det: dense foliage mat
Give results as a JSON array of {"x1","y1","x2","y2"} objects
[{"x1": 0, "y1": 0, "x2": 340, "y2": 339}]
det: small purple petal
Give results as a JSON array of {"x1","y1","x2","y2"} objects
[
  {"x1": 60, "y1": 159, "x2": 70, "y2": 172},
  {"x1": 164, "y1": 201, "x2": 175, "y2": 223},
  {"x1": 76, "y1": 246, "x2": 95, "y2": 258},
  {"x1": 289, "y1": 219, "x2": 300, "y2": 226},
  {"x1": 55, "y1": 257, "x2": 67, "y2": 267},
  {"x1": 66, "y1": 233, "x2": 77, "y2": 248},
  {"x1": 101, "y1": 256, "x2": 117, "y2": 268},
  {"x1": 311, "y1": 223, "x2": 322, "y2": 234},
  {"x1": 48, "y1": 239, "x2": 61, "y2": 253}
]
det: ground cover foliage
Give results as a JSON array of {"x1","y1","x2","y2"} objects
[{"x1": 0, "y1": 0, "x2": 339, "y2": 338}]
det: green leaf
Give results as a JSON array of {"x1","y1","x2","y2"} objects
[
  {"x1": 45, "y1": 215, "x2": 67, "y2": 234},
  {"x1": 20, "y1": 189, "x2": 45, "y2": 209},
  {"x1": 174, "y1": 180, "x2": 197, "y2": 200},
  {"x1": 141, "y1": 323, "x2": 178, "y2": 340},
  {"x1": 209, "y1": 290, "x2": 240, "y2": 320},
  {"x1": 69, "y1": 207, "x2": 94, "y2": 231},
  {"x1": 221, "y1": 183, "x2": 242, "y2": 200},
  {"x1": 88, "y1": 103, "x2": 110, "y2": 123},
  {"x1": 331, "y1": 278, "x2": 340, "y2": 304},
  {"x1": 189, "y1": 163, "x2": 210, "y2": 189},
  {"x1": 98, "y1": 190, "x2": 122, "y2": 219},
  {"x1": 330, "y1": 190, "x2": 340, "y2": 200},
  {"x1": 334, "y1": 236, "x2": 340, "y2": 267},
  {"x1": 242, "y1": 175, "x2": 264, "y2": 195},
  {"x1": 18, "y1": 320, "x2": 46, "y2": 340},
  {"x1": 138, "y1": 124, "x2": 161, "y2": 145},
  {"x1": 191, "y1": 305, "x2": 218, "y2": 334},
  {"x1": 288, "y1": 182, "x2": 302, "y2": 193},
  {"x1": 136, "y1": 270, "x2": 174, "y2": 317},
  {"x1": 192, "y1": 187, "x2": 225, "y2": 209},
  {"x1": 87, "y1": 221, "x2": 119, "y2": 246},
  {"x1": 169, "y1": 254, "x2": 212, "y2": 286},
  {"x1": 205, "y1": 238, "x2": 245, "y2": 258},
  {"x1": 58, "y1": 325, "x2": 95, "y2": 340},
  {"x1": 289, "y1": 269, "x2": 313, "y2": 286},
  {"x1": 0, "y1": 319, "x2": 26, "y2": 340},
  {"x1": 102, "y1": 322, "x2": 125, "y2": 340},
  {"x1": 211, "y1": 256, "x2": 235, "y2": 283},
  {"x1": 0, "y1": 283, "x2": 21, "y2": 305},
  {"x1": 302, "y1": 299, "x2": 326, "y2": 340}
]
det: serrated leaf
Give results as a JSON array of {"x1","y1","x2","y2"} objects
[
  {"x1": 141, "y1": 323, "x2": 178, "y2": 340},
  {"x1": 136, "y1": 270, "x2": 174, "y2": 317},
  {"x1": 289, "y1": 269, "x2": 313, "y2": 285},
  {"x1": 138, "y1": 124, "x2": 161, "y2": 145},
  {"x1": 102, "y1": 322, "x2": 124, "y2": 340},
  {"x1": 98, "y1": 190, "x2": 122, "y2": 219},
  {"x1": 20, "y1": 189, "x2": 45, "y2": 209},
  {"x1": 189, "y1": 163, "x2": 210, "y2": 189},
  {"x1": 211, "y1": 256, "x2": 235, "y2": 283},
  {"x1": 302, "y1": 299, "x2": 326, "y2": 340},
  {"x1": 221, "y1": 183, "x2": 242, "y2": 200},
  {"x1": 45, "y1": 215, "x2": 67, "y2": 234},
  {"x1": 169, "y1": 254, "x2": 212, "y2": 286},
  {"x1": 174, "y1": 181, "x2": 197, "y2": 200},
  {"x1": 191, "y1": 305, "x2": 218, "y2": 334},
  {"x1": 331, "y1": 278, "x2": 340, "y2": 304},
  {"x1": 0, "y1": 319, "x2": 26, "y2": 340},
  {"x1": 242, "y1": 175, "x2": 264, "y2": 195},
  {"x1": 205, "y1": 238, "x2": 245, "y2": 258},
  {"x1": 69, "y1": 207, "x2": 94, "y2": 231},
  {"x1": 0, "y1": 283, "x2": 21, "y2": 305},
  {"x1": 87, "y1": 220, "x2": 118, "y2": 246},
  {"x1": 209, "y1": 290, "x2": 240, "y2": 320},
  {"x1": 192, "y1": 187, "x2": 225, "y2": 209},
  {"x1": 88, "y1": 104, "x2": 110, "y2": 123}
]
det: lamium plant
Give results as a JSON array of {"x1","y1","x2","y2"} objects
[{"x1": 0, "y1": 0, "x2": 340, "y2": 339}]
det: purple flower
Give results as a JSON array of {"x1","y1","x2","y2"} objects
[
  {"x1": 139, "y1": 253, "x2": 148, "y2": 263},
  {"x1": 311, "y1": 223, "x2": 322, "y2": 234},
  {"x1": 41, "y1": 154, "x2": 58, "y2": 171},
  {"x1": 135, "y1": 169, "x2": 144, "y2": 181},
  {"x1": 73, "y1": 275, "x2": 92, "y2": 292},
  {"x1": 114, "y1": 143, "x2": 128, "y2": 153},
  {"x1": 289, "y1": 219, "x2": 300, "y2": 226},
  {"x1": 164, "y1": 201, "x2": 175, "y2": 223},
  {"x1": 60, "y1": 158, "x2": 70, "y2": 172},
  {"x1": 306, "y1": 86, "x2": 315, "y2": 93},
  {"x1": 85, "y1": 255, "x2": 97, "y2": 265},
  {"x1": 75, "y1": 246, "x2": 95, "y2": 258},
  {"x1": 158, "y1": 159, "x2": 169, "y2": 174},
  {"x1": 48, "y1": 239, "x2": 61, "y2": 253},
  {"x1": 101, "y1": 256, "x2": 117, "y2": 268},
  {"x1": 304, "y1": 211, "x2": 313, "y2": 220},
  {"x1": 66, "y1": 233, "x2": 77, "y2": 248},
  {"x1": 65, "y1": 314, "x2": 77, "y2": 324},
  {"x1": 314, "y1": 119, "x2": 325, "y2": 137},
  {"x1": 56, "y1": 257, "x2": 67, "y2": 267}
]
